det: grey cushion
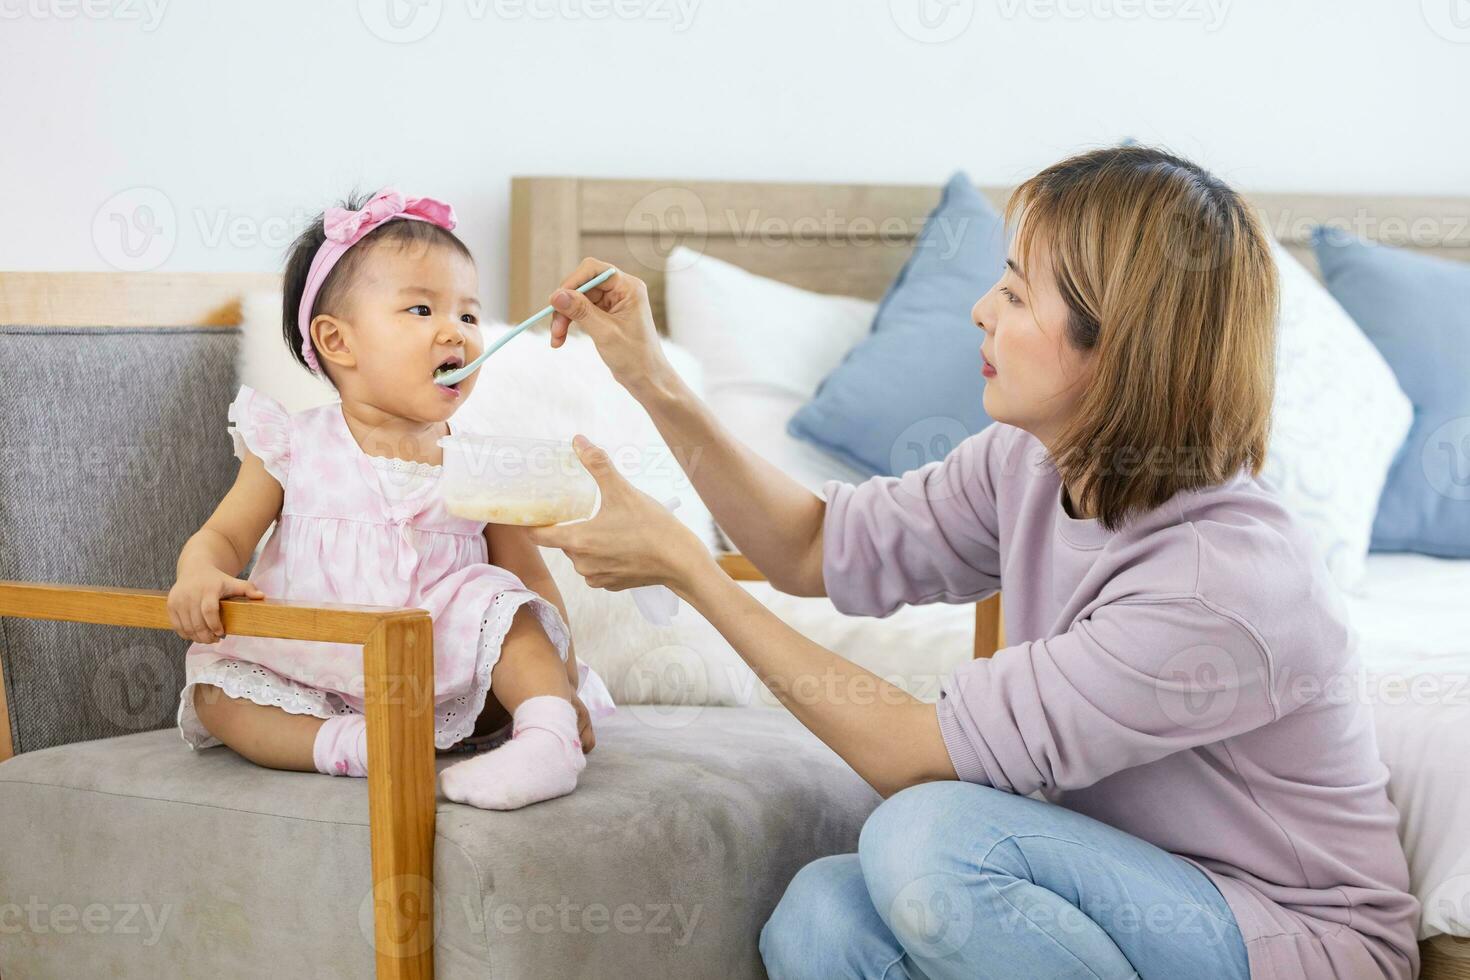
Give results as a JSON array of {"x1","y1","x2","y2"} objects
[
  {"x1": 0, "y1": 705, "x2": 880, "y2": 978},
  {"x1": 0, "y1": 325, "x2": 241, "y2": 754}
]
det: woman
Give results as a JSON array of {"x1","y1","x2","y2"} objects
[{"x1": 529, "y1": 146, "x2": 1419, "y2": 979}]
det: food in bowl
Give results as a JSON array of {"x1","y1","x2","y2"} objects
[{"x1": 437, "y1": 433, "x2": 597, "y2": 527}]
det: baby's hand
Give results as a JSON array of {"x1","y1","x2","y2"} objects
[
  {"x1": 167, "y1": 568, "x2": 265, "y2": 644},
  {"x1": 570, "y1": 693, "x2": 596, "y2": 754}
]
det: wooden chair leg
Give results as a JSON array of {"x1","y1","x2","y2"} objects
[
  {"x1": 973, "y1": 593, "x2": 1004, "y2": 659},
  {"x1": 363, "y1": 615, "x2": 437, "y2": 979}
]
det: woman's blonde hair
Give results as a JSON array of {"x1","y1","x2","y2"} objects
[{"x1": 1005, "y1": 145, "x2": 1279, "y2": 531}]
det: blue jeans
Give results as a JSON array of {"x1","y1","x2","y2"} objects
[{"x1": 760, "y1": 781, "x2": 1251, "y2": 979}]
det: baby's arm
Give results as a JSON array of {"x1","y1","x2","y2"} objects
[
  {"x1": 484, "y1": 523, "x2": 578, "y2": 690},
  {"x1": 167, "y1": 449, "x2": 283, "y2": 644}
]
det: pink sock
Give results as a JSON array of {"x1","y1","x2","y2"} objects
[
  {"x1": 438, "y1": 695, "x2": 585, "y2": 810},
  {"x1": 313, "y1": 714, "x2": 369, "y2": 778}
]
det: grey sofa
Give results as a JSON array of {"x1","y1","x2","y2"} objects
[{"x1": 0, "y1": 308, "x2": 881, "y2": 978}]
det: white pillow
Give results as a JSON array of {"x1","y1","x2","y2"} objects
[
  {"x1": 454, "y1": 324, "x2": 718, "y2": 552},
  {"x1": 451, "y1": 325, "x2": 770, "y2": 707},
  {"x1": 1263, "y1": 242, "x2": 1413, "y2": 593},
  {"x1": 663, "y1": 247, "x2": 872, "y2": 494},
  {"x1": 237, "y1": 290, "x2": 338, "y2": 413}
]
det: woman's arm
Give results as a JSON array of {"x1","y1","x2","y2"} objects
[
  {"x1": 546, "y1": 259, "x2": 828, "y2": 597},
  {"x1": 677, "y1": 558, "x2": 958, "y2": 798},
  {"x1": 530, "y1": 439, "x2": 959, "y2": 799}
]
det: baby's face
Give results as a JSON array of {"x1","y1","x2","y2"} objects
[{"x1": 339, "y1": 241, "x2": 484, "y2": 423}]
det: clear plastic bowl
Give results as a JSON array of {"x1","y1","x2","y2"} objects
[{"x1": 437, "y1": 433, "x2": 597, "y2": 526}]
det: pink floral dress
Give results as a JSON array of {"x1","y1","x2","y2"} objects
[{"x1": 176, "y1": 385, "x2": 616, "y2": 753}]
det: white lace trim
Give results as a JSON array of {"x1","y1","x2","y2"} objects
[
  {"x1": 177, "y1": 659, "x2": 356, "y2": 751},
  {"x1": 432, "y1": 590, "x2": 571, "y2": 749},
  {"x1": 366, "y1": 454, "x2": 442, "y2": 477},
  {"x1": 176, "y1": 591, "x2": 571, "y2": 753}
]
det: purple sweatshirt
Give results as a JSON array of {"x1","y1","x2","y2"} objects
[{"x1": 822, "y1": 422, "x2": 1419, "y2": 980}]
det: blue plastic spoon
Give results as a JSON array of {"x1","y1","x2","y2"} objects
[{"x1": 434, "y1": 266, "x2": 618, "y2": 387}]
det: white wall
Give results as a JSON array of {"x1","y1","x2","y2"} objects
[{"x1": 2, "y1": 0, "x2": 1466, "y2": 316}]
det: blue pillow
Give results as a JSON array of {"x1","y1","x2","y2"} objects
[
  {"x1": 1312, "y1": 227, "x2": 1470, "y2": 558},
  {"x1": 787, "y1": 172, "x2": 1005, "y2": 477}
]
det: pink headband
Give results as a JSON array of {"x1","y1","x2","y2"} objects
[{"x1": 296, "y1": 187, "x2": 457, "y2": 375}]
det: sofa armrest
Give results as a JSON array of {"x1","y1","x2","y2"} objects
[{"x1": 0, "y1": 579, "x2": 437, "y2": 980}]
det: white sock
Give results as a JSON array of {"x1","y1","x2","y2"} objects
[
  {"x1": 313, "y1": 714, "x2": 369, "y2": 778},
  {"x1": 438, "y1": 695, "x2": 586, "y2": 810}
]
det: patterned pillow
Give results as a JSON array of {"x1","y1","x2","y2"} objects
[{"x1": 1260, "y1": 242, "x2": 1413, "y2": 591}]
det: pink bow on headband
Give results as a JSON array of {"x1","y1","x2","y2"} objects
[
  {"x1": 298, "y1": 187, "x2": 458, "y2": 375},
  {"x1": 322, "y1": 189, "x2": 457, "y2": 247}
]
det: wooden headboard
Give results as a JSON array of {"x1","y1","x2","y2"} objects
[{"x1": 508, "y1": 175, "x2": 1470, "y2": 325}]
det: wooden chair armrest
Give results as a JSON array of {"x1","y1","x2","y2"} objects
[
  {"x1": 716, "y1": 551, "x2": 765, "y2": 581},
  {"x1": 0, "y1": 579, "x2": 436, "y2": 980},
  {"x1": 713, "y1": 553, "x2": 1004, "y2": 659}
]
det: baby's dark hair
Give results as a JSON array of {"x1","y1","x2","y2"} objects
[{"x1": 282, "y1": 190, "x2": 474, "y2": 376}]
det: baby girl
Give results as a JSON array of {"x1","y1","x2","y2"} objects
[{"x1": 167, "y1": 188, "x2": 613, "y2": 811}]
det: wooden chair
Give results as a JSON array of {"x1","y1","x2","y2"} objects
[{"x1": 0, "y1": 273, "x2": 434, "y2": 979}]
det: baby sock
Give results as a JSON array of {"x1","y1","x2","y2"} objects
[
  {"x1": 438, "y1": 695, "x2": 586, "y2": 810},
  {"x1": 313, "y1": 714, "x2": 369, "y2": 778}
]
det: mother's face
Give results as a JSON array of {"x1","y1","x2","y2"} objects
[{"x1": 971, "y1": 227, "x2": 1095, "y2": 447}]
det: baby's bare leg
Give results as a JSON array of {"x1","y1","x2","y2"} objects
[
  {"x1": 191, "y1": 684, "x2": 324, "y2": 772},
  {"x1": 487, "y1": 605, "x2": 575, "y2": 713},
  {"x1": 440, "y1": 607, "x2": 586, "y2": 810}
]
